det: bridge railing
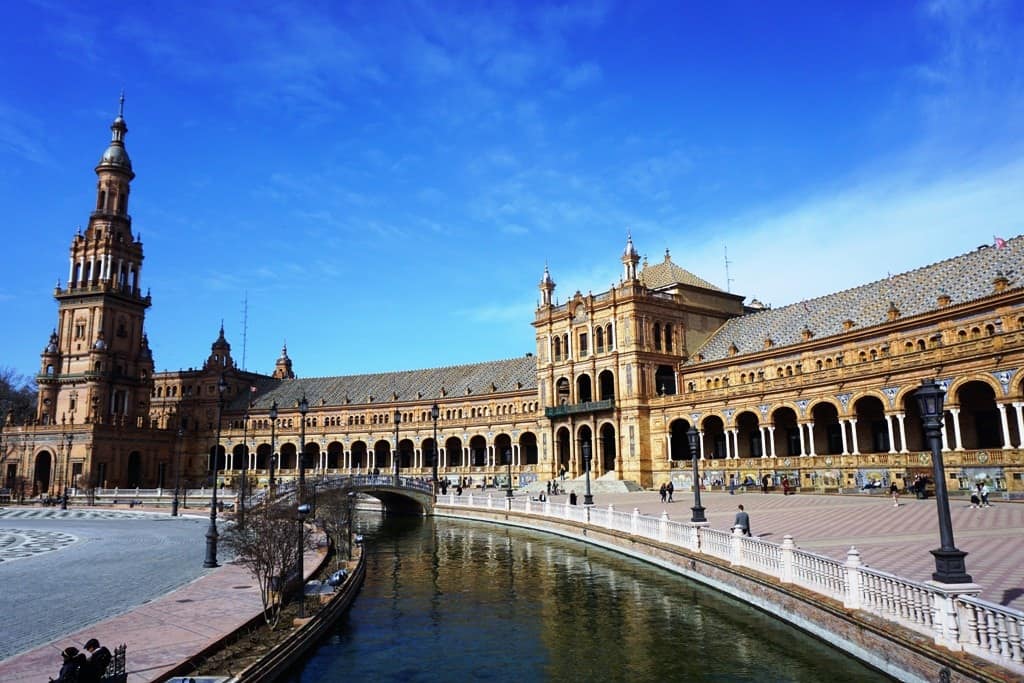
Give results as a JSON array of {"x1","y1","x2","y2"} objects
[{"x1": 438, "y1": 493, "x2": 1024, "y2": 676}]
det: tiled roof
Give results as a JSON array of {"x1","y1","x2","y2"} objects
[
  {"x1": 237, "y1": 356, "x2": 537, "y2": 412},
  {"x1": 640, "y1": 250, "x2": 723, "y2": 292},
  {"x1": 688, "y1": 236, "x2": 1023, "y2": 365}
]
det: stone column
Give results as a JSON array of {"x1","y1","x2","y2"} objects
[
  {"x1": 946, "y1": 410, "x2": 959, "y2": 451},
  {"x1": 998, "y1": 403, "x2": 1012, "y2": 449},
  {"x1": 767, "y1": 426, "x2": 777, "y2": 457},
  {"x1": 806, "y1": 422, "x2": 816, "y2": 457},
  {"x1": 886, "y1": 415, "x2": 897, "y2": 454},
  {"x1": 724, "y1": 429, "x2": 733, "y2": 460},
  {"x1": 698, "y1": 431, "x2": 706, "y2": 460},
  {"x1": 849, "y1": 418, "x2": 860, "y2": 455},
  {"x1": 839, "y1": 419, "x2": 849, "y2": 455},
  {"x1": 797, "y1": 423, "x2": 806, "y2": 457},
  {"x1": 896, "y1": 413, "x2": 909, "y2": 453},
  {"x1": 759, "y1": 426, "x2": 768, "y2": 458}
]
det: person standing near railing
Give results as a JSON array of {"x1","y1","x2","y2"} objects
[{"x1": 733, "y1": 505, "x2": 751, "y2": 536}]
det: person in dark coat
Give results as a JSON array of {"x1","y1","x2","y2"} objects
[
  {"x1": 80, "y1": 638, "x2": 112, "y2": 683},
  {"x1": 50, "y1": 646, "x2": 85, "y2": 682}
]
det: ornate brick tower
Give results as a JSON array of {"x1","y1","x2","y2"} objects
[{"x1": 37, "y1": 95, "x2": 154, "y2": 427}]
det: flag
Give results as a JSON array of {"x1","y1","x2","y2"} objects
[{"x1": 994, "y1": 236, "x2": 1007, "y2": 249}]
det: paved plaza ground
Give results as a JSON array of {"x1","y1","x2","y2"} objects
[{"x1": 0, "y1": 490, "x2": 1020, "y2": 681}]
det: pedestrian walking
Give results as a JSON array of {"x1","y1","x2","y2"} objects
[
  {"x1": 980, "y1": 482, "x2": 992, "y2": 507},
  {"x1": 890, "y1": 481, "x2": 900, "y2": 507},
  {"x1": 728, "y1": 475, "x2": 737, "y2": 495},
  {"x1": 733, "y1": 505, "x2": 752, "y2": 536},
  {"x1": 761, "y1": 473, "x2": 770, "y2": 494},
  {"x1": 667, "y1": 480, "x2": 674, "y2": 502},
  {"x1": 659, "y1": 482, "x2": 667, "y2": 503}
]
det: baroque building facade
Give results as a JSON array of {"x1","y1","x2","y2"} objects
[{"x1": 3, "y1": 108, "x2": 1023, "y2": 499}]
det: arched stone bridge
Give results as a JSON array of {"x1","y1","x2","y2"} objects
[{"x1": 271, "y1": 474, "x2": 435, "y2": 515}]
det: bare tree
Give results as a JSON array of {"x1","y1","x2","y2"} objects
[
  {"x1": 313, "y1": 482, "x2": 356, "y2": 568},
  {"x1": 0, "y1": 367, "x2": 37, "y2": 424},
  {"x1": 221, "y1": 502, "x2": 314, "y2": 630}
]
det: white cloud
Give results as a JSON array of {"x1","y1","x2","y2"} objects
[{"x1": 679, "y1": 157, "x2": 1024, "y2": 307}]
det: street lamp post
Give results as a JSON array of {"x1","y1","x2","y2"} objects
[
  {"x1": 172, "y1": 426, "x2": 184, "y2": 516},
  {"x1": 687, "y1": 427, "x2": 707, "y2": 523},
  {"x1": 239, "y1": 411, "x2": 249, "y2": 528},
  {"x1": 914, "y1": 380, "x2": 973, "y2": 583},
  {"x1": 582, "y1": 441, "x2": 593, "y2": 505},
  {"x1": 298, "y1": 395, "x2": 309, "y2": 505},
  {"x1": 61, "y1": 429, "x2": 72, "y2": 510},
  {"x1": 430, "y1": 403, "x2": 440, "y2": 484},
  {"x1": 506, "y1": 448, "x2": 514, "y2": 499},
  {"x1": 203, "y1": 375, "x2": 228, "y2": 568},
  {"x1": 268, "y1": 400, "x2": 278, "y2": 500},
  {"x1": 296, "y1": 502, "x2": 311, "y2": 618},
  {"x1": 347, "y1": 490, "x2": 356, "y2": 560},
  {"x1": 393, "y1": 408, "x2": 401, "y2": 485}
]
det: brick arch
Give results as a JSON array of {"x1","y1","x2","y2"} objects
[
  {"x1": 848, "y1": 389, "x2": 890, "y2": 414},
  {"x1": 807, "y1": 397, "x2": 842, "y2": 416},
  {"x1": 946, "y1": 373, "x2": 1004, "y2": 406}
]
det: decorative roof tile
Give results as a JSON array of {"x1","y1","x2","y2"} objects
[
  {"x1": 239, "y1": 356, "x2": 537, "y2": 411},
  {"x1": 687, "y1": 236, "x2": 1023, "y2": 365},
  {"x1": 640, "y1": 249, "x2": 723, "y2": 292}
]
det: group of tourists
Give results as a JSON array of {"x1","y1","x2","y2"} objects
[
  {"x1": 658, "y1": 481, "x2": 675, "y2": 502},
  {"x1": 50, "y1": 638, "x2": 111, "y2": 682}
]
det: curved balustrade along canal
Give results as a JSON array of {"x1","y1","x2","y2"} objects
[{"x1": 289, "y1": 515, "x2": 889, "y2": 682}]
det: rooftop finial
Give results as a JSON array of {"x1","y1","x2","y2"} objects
[{"x1": 119, "y1": 91, "x2": 125, "y2": 117}]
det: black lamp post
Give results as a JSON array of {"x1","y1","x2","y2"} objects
[
  {"x1": 296, "y1": 502, "x2": 311, "y2": 618},
  {"x1": 204, "y1": 375, "x2": 228, "y2": 568},
  {"x1": 61, "y1": 429, "x2": 72, "y2": 510},
  {"x1": 393, "y1": 408, "x2": 401, "y2": 485},
  {"x1": 172, "y1": 426, "x2": 184, "y2": 516},
  {"x1": 582, "y1": 441, "x2": 594, "y2": 505},
  {"x1": 914, "y1": 380, "x2": 973, "y2": 583},
  {"x1": 347, "y1": 490, "x2": 356, "y2": 560},
  {"x1": 269, "y1": 400, "x2": 278, "y2": 500},
  {"x1": 687, "y1": 426, "x2": 707, "y2": 523},
  {"x1": 506, "y1": 448, "x2": 514, "y2": 499},
  {"x1": 239, "y1": 411, "x2": 249, "y2": 528},
  {"x1": 430, "y1": 403, "x2": 440, "y2": 484},
  {"x1": 298, "y1": 395, "x2": 309, "y2": 505}
]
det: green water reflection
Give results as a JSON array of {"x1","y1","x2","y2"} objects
[{"x1": 294, "y1": 515, "x2": 891, "y2": 682}]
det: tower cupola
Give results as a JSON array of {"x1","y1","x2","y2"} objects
[
  {"x1": 621, "y1": 232, "x2": 640, "y2": 281},
  {"x1": 273, "y1": 343, "x2": 295, "y2": 379},
  {"x1": 539, "y1": 263, "x2": 556, "y2": 307}
]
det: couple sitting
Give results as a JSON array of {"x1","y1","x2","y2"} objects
[{"x1": 51, "y1": 638, "x2": 111, "y2": 682}]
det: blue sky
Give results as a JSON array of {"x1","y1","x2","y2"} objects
[{"x1": 2, "y1": 1, "x2": 1023, "y2": 382}]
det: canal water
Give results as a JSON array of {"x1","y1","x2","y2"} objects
[{"x1": 291, "y1": 515, "x2": 891, "y2": 682}]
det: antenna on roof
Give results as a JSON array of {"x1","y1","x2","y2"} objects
[
  {"x1": 724, "y1": 245, "x2": 734, "y2": 293},
  {"x1": 240, "y1": 291, "x2": 248, "y2": 371}
]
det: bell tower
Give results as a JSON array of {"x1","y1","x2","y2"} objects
[{"x1": 37, "y1": 96, "x2": 154, "y2": 426}]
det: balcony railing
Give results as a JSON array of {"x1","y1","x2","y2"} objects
[{"x1": 544, "y1": 398, "x2": 615, "y2": 419}]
